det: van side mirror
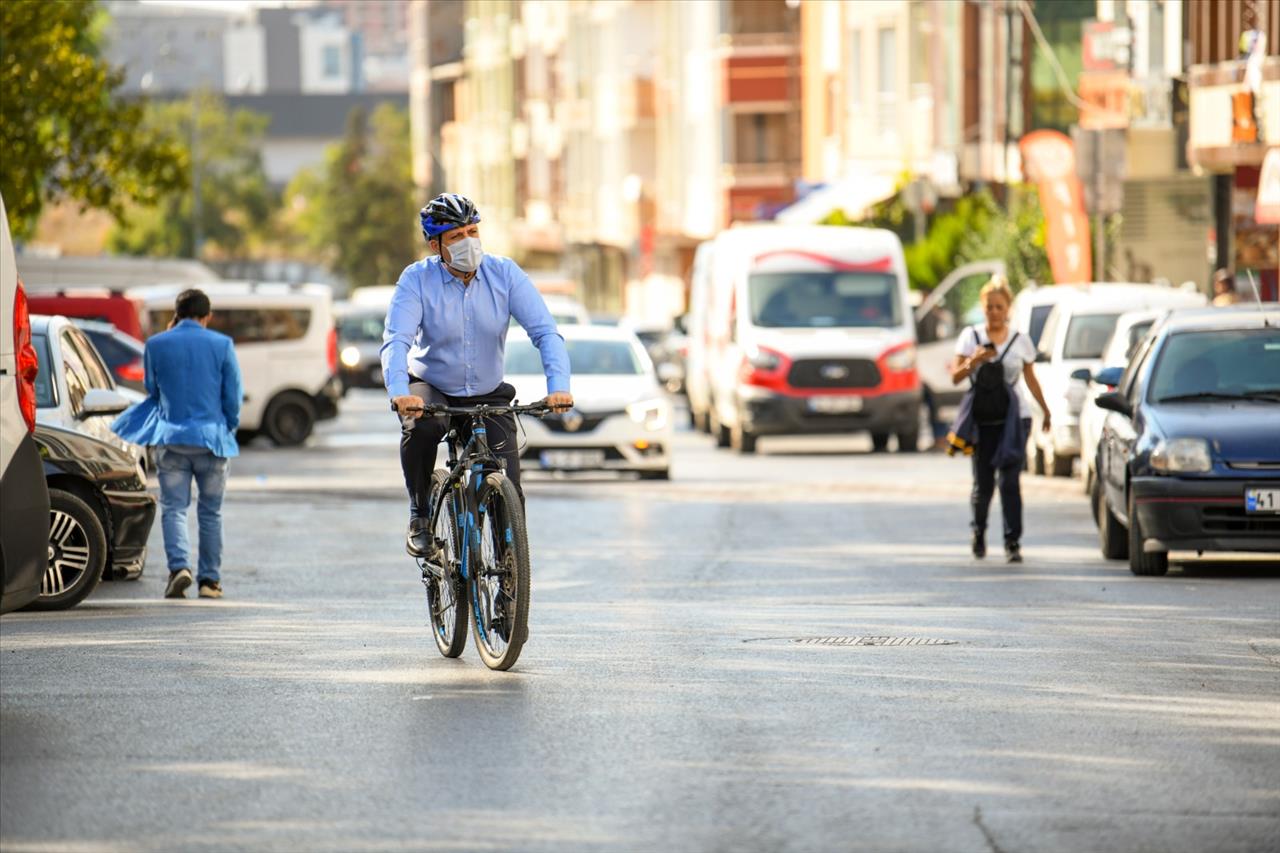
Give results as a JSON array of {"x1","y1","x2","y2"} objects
[
  {"x1": 1095, "y1": 391, "x2": 1131, "y2": 417},
  {"x1": 1035, "y1": 350, "x2": 1050, "y2": 363}
]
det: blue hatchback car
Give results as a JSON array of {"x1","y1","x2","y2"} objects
[{"x1": 1093, "y1": 306, "x2": 1280, "y2": 575}]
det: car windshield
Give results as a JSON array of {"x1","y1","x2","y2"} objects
[
  {"x1": 1124, "y1": 320, "x2": 1154, "y2": 360},
  {"x1": 508, "y1": 312, "x2": 584, "y2": 328},
  {"x1": 1028, "y1": 304, "x2": 1055, "y2": 346},
  {"x1": 338, "y1": 312, "x2": 384, "y2": 342},
  {"x1": 506, "y1": 339, "x2": 643, "y2": 375},
  {"x1": 1063, "y1": 313, "x2": 1121, "y2": 359},
  {"x1": 748, "y1": 272, "x2": 901, "y2": 328},
  {"x1": 1149, "y1": 328, "x2": 1280, "y2": 403},
  {"x1": 30, "y1": 333, "x2": 55, "y2": 407}
]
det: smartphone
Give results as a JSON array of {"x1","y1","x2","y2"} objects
[{"x1": 982, "y1": 343, "x2": 997, "y2": 352}]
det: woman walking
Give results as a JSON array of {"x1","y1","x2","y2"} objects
[{"x1": 947, "y1": 277, "x2": 1051, "y2": 563}]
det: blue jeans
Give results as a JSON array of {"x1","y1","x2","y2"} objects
[{"x1": 156, "y1": 446, "x2": 228, "y2": 583}]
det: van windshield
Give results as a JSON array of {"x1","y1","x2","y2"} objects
[{"x1": 748, "y1": 272, "x2": 901, "y2": 328}]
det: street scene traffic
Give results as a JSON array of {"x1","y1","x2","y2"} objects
[{"x1": 2, "y1": 0, "x2": 1279, "y2": 851}]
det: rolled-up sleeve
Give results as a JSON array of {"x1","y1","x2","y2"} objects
[
  {"x1": 508, "y1": 271, "x2": 571, "y2": 394},
  {"x1": 381, "y1": 266, "x2": 424, "y2": 399}
]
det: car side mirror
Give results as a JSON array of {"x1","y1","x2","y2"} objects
[
  {"x1": 1095, "y1": 391, "x2": 1131, "y2": 417},
  {"x1": 1070, "y1": 368, "x2": 1091, "y2": 382},
  {"x1": 78, "y1": 388, "x2": 132, "y2": 419},
  {"x1": 1093, "y1": 366, "x2": 1124, "y2": 387},
  {"x1": 1035, "y1": 350, "x2": 1050, "y2": 363}
]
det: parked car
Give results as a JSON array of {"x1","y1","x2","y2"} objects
[
  {"x1": 31, "y1": 315, "x2": 146, "y2": 469},
  {"x1": 30, "y1": 422, "x2": 156, "y2": 609},
  {"x1": 133, "y1": 282, "x2": 341, "y2": 446},
  {"x1": 1094, "y1": 306, "x2": 1280, "y2": 575},
  {"x1": 71, "y1": 318, "x2": 147, "y2": 393},
  {"x1": 504, "y1": 325, "x2": 673, "y2": 479},
  {"x1": 1011, "y1": 283, "x2": 1080, "y2": 349},
  {"x1": 335, "y1": 302, "x2": 386, "y2": 390},
  {"x1": 0, "y1": 192, "x2": 49, "y2": 615},
  {"x1": 508, "y1": 293, "x2": 591, "y2": 328},
  {"x1": 700, "y1": 224, "x2": 921, "y2": 454},
  {"x1": 26, "y1": 287, "x2": 150, "y2": 340},
  {"x1": 1078, "y1": 308, "x2": 1168, "y2": 498},
  {"x1": 1029, "y1": 284, "x2": 1207, "y2": 477}
]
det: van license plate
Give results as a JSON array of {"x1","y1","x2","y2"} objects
[
  {"x1": 540, "y1": 450, "x2": 605, "y2": 470},
  {"x1": 1245, "y1": 488, "x2": 1280, "y2": 514},
  {"x1": 807, "y1": 395, "x2": 864, "y2": 414}
]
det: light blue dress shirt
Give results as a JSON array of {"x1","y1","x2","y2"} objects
[
  {"x1": 380, "y1": 254, "x2": 571, "y2": 399},
  {"x1": 111, "y1": 320, "x2": 242, "y2": 458}
]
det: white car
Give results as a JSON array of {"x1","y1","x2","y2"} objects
[
  {"x1": 504, "y1": 325, "x2": 673, "y2": 479},
  {"x1": 1028, "y1": 284, "x2": 1207, "y2": 476},
  {"x1": 1077, "y1": 308, "x2": 1168, "y2": 497},
  {"x1": 30, "y1": 315, "x2": 144, "y2": 469}
]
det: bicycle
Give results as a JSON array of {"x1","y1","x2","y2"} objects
[{"x1": 399, "y1": 399, "x2": 552, "y2": 671}]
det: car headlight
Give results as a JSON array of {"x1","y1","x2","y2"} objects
[
  {"x1": 1150, "y1": 438, "x2": 1212, "y2": 473},
  {"x1": 626, "y1": 398, "x2": 668, "y2": 431},
  {"x1": 340, "y1": 346, "x2": 362, "y2": 367}
]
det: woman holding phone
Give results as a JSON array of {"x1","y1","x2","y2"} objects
[{"x1": 949, "y1": 277, "x2": 1051, "y2": 562}]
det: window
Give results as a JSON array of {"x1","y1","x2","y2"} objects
[
  {"x1": 149, "y1": 308, "x2": 312, "y2": 344},
  {"x1": 727, "y1": 0, "x2": 790, "y2": 35},
  {"x1": 323, "y1": 44, "x2": 342, "y2": 78},
  {"x1": 1036, "y1": 307, "x2": 1061, "y2": 358},
  {"x1": 58, "y1": 331, "x2": 91, "y2": 414},
  {"x1": 506, "y1": 339, "x2": 643, "y2": 376},
  {"x1": 67, "y1": 328, "x2": 115, "y2": 389},
  {"x1": 1028, "y1": 304, "x2": 1056, "y2": 347},
  {"x1": 1063, "y1": 313, "x2": 1121, "y2": 359},
  {"x1": 1148, "y1": 328, "x2": 1280, "y2": 402},
  {"x1": 732, "y1": 113, "x2": 788, "y2": 164},
  {"x1": 748, "y1": 272, "x2": 902, "y2": 329},
  {"x1": 338, "y1": 313, "x2": 385, "y2": 342},
  {"x1": 876, "y1": 26, "x2": 896, "y2": 135},
  {"x1": 31, "y1": 333, "x2": 56, "y2": 408}
]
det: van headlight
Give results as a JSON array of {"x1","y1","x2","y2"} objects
[
  {"x1": 340, "y1": 346, "x2": 362, "y2": 367},
  {"x1": 626, "y1": 398, "x2": 668, "y2": 431},
  {"x1": 883, "y1": 343, "x2": 916, "y2": 372},
  {"x1": 1150, "y1": 438, "x2": 1212, "y2": 474}
]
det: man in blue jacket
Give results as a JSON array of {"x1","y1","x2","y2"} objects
[{"x1": 113, "y1": 289, "x2": 242, "y2": 599}]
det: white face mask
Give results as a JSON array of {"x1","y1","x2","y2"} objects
[{"x1": 444, "y1": 236, "x2": 483, "y2": 273}]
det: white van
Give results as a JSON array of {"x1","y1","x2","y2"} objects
[
  {"x1": 684, "y1": 239, "x2": 716, "y2": 433},
  {"x1": 702, "y1": 225, "x2": 921, "y2": 453},
  {"x1": 131, "y1": 282, "x2": 341, "y2": 446}
]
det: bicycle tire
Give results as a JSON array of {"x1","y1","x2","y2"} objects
[
  {"x1": 471, "y1": 472, "x2": 531, "y2": 671},
  {"x1": 425, "y1": 469, "x2": 468, "y2": 658}
]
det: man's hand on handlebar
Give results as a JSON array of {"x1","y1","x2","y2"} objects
[
  {"x1": 544, "y1": 391, "x2": 574, "y2": 413},
  {"x1": 393, "y1": 394, "x2": 426, "y2": 418}
]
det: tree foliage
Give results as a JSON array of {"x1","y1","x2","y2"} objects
[
  {"x1": 107, "y1": 92, "x2": 274, "y2": 259},
  {"x1": 0, "y1": 0, "x2": 187, "y2": 239},
  {"x1": 283, "y1": 104, "x2": 419, "y2": 288}
]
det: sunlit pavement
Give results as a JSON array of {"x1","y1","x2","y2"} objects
[{"x1": 2, "y1": 390, "x2": 1277, "y2": 852}]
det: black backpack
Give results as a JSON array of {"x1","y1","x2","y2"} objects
[{"x1": 970, "y1": 328, "x2": 1019, "y2": 425}]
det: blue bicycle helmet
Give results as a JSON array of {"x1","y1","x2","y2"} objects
[{"x1": 420, "y1": 193, "x2": 480, "y2": 241}]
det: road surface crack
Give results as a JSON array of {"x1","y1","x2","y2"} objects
[{"x1": 973, "y1": 806, "x2": 1008, "y2": 853}]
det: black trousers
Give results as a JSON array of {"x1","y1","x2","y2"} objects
[
  {"x1": 400, "y1": 380, "x2": 522, "y2": 520},
  {"x1": 970, "y1": 419, "x2": 1030, "y2": 545}
]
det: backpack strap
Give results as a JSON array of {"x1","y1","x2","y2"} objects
[{"x1": 994, "y1": 331, "x2": 1019, "y2": 364}]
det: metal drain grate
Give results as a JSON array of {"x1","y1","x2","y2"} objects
[{"x1": 792, "y1": 636, "x2": 956, "y2": 647}]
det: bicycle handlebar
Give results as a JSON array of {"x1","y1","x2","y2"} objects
[{"x1": 393, "y1": 400, "x2": 555, "y2": 418}]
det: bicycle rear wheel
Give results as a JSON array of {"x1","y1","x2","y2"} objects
[
  {"x1": 471, "y1": 472, "x2": 531, "y2": 671},
  {"x1": 424, "y1": 469, "x2": 468, "y2": 658}
]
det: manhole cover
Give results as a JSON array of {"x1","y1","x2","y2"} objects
[{"x1": 775, "y1": 636, "x2": 957, "y2": 647}]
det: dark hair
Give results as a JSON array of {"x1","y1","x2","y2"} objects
[{"x1": 175, "y1": 289, "x2": 211, "y2": 319}]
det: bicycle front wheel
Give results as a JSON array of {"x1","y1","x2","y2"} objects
[
  {"x1": 471, "y1": 472, "x2": 531, "y2": 671},
  {"x1": 424, "y1": 469, "x2": 468, "y2": 658}
]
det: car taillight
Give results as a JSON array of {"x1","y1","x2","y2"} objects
[
  {"x1": 117, "y1": 358, "x2": 145, "y2": 383},
  {"x1": 327, "y1": 326, "x2": 338, "y2": 374},
  {"x1": 13, "y1": 279, "x2": 38, "y2": 433}
]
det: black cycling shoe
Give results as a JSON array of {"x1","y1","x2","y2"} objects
[
  {"x1": 406, "y1": 517, "x2": 432, "y2": 558},
  {"x1": 971, "y1": 532, "x2": 986, "y2": 559}
]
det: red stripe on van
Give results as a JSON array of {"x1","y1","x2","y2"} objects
[{"x1": 751, "y1": 251, "x2": 893, "y2": 273}]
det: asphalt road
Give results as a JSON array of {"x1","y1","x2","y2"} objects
[{"x1": 2, "y1": 390, "x2": 1278, "y2": 852}]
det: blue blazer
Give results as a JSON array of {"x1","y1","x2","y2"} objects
[{"x1": 112, "y1": 320, "x2": 242, "y2": 458}]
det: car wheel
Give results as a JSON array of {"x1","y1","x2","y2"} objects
[
  {"x1": 871, "y1": 432, "x2": 890, "y2": 453},
  {"x1": 896, "y1": 428, "x2": 920, "y2": 453},
  {"x1": 730, "y1": 420, "x2": 758, "y2": 454},
  {"x1": 1097, "y1": 487, "x2": 1128, "y2": 560},
  {"x1": 24, "y1": 489, "x2": 108, "y2": 611},
  {"x1": 709, "y1": 408, "x2": 730, "y2": 448},
  {"x1": 638, "y1": 469, "x2": 670, "y2": 480},
  {"x1": 264, "y1": 392, "x2": 317, "y2": 447},
  {"x1": 1127, "y1": 490, "x2": 1169, "y2": 576},
  {"x1": 1047, "y1": 444, "x2": 1072, "y2": 477}
]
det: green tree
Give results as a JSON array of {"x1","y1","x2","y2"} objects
[
  {"x1": 0, "y1": 0, "x2": 186, "y2": 239},
  {"x1": 107, "y1": 92, "x2": 274, "y2": 258},
  {"x1": 284, "y1": 104, "x2": 419, "y2": 288}
]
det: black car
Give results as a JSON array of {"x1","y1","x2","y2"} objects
[
  {"x1": 1094, "y1": 307, "x2": 1280, "y2": 575},
  {"x1": 72, "y1": 318, "x2": 146, "y2": 393},
  {"x1": 29, "y1": 422, "x2": 157, "y2": 610}
]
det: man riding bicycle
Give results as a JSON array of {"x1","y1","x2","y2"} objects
[{"x1": 383, "y1": 193, "x2": 573, "y2": 559}]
